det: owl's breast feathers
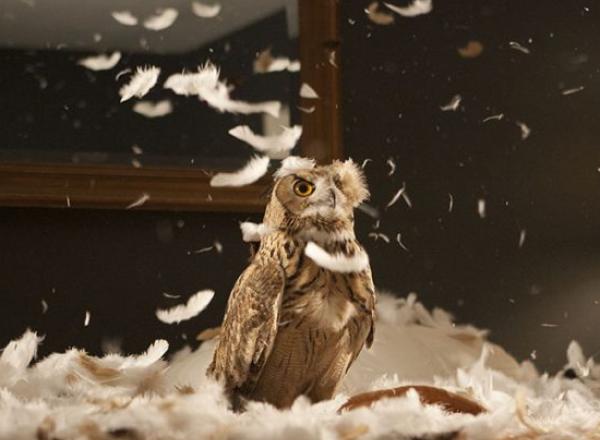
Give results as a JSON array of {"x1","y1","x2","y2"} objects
[{"x1": 208, "y1": 230, "x2": 375, "y2": 407}]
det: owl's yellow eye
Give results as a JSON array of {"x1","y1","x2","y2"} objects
[{"x1": 293, "y1": 180, "x2": 315, "y2": 197}]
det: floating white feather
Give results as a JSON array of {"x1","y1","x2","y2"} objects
[
  {"x1": 119, "y1": 66, "x2": 161, "y2": 102},
  {"x1": 516, "y1": 121, "x2": 531, "y2": 140},
  {"x1": 274, "y1": 156, "x2": 315, "y2": 178},
  {"x1": 191, "y1": 1, "x2": 221, "y2": 18},
  {"x1": 111, "y1": 10, "x2": 138, "y2": 26},
  {"x1": 300, "y1": 82, "x2": 319, "y2": 99},
  {"x1": 164, "y1": 63, "x2": 281, "y2": 117},
  {"x1": 440, "y1": 94, "x2": 462, "y2": 112},
  {"x1": 133, "y1": 100, "x2": 173, "y2": 118},
  {"x1": 126, "y1": 193, "x2": 150, "y2": 209},
  {"x1": 228, "y1": 125, "x2": 302, "y2": 159},
  {"x1": 304, "y1": 242, "x2": 369, "y2": 273},
  {"x1": 477, "y1": 198, "x2": 486, "y2": 219},
  {"x1": 365, "y1": 2, "x2": 395, "y2": 25},
  {"x1": 143, "y1": 8, "x2": 178, "y2": 31},
  {"x1": 384, "y1": 0, "x2": 432, "y2": 17},
  {"x1": 1, "y1": 330, "x2": 42, "y2": 371},
  {"x1": 210, "y1": 156, "x2": 270, "y2": 187},
  {"x1": 156, "y1": 290, "x2": 215, "y2": 324},
  {"x1": 509, "y1": 41, "x2": 531, "y2": 54},
  {"x1": 255, "y1": 57, "x2": 301, "y2": 73},
  {"x1": 78, "y1": 52, "x2": 121, "y2": 71},
  {"x1": 119, "y1": 340, "x2": 169, "y2": 369},
  {"x1": 240, "y1": 222, "x2": 273, "y2": 242},
  {"x1": 562, "y1": 86, "x2": 584, "y2": 96}
]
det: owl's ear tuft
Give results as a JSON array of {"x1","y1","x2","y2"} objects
[
  {"x1": 334, "y1": 159, "x2": 369, "y2": 207},
  {"x1": 274, "y1": 156, "x2": 316, "y2": 179}
]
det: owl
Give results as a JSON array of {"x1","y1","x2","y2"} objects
[{"x1": 207, "y1": 157, "x2": 375, "y2": 409}]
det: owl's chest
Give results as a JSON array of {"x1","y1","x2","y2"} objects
[{"x1": 279, "y1": 244, "x2": 357, "y2": 331}]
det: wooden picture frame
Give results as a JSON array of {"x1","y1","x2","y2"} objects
[{"x1": 0, "y1": 0, "x2": 341, "y2": 213}]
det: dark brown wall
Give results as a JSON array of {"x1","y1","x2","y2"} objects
[{"x1": 2, "y1": 0, "x2": 600, "y2": 372}]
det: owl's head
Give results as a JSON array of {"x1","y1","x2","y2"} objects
[{"x1": 264, "y1": 157, "x2": 369, "y2": 233}]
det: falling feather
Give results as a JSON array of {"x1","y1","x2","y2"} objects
[
  {"x1": 274, "y1": 156, "x2": 315, "y2": 178},
  {"x1": 156, "y1": 290, "x2": 215, "y2": 324},
  {"x1": 562, "y1": 86, "x2": 584, "y2": 96},
  {"x1": 477, "y1": 199, "x2": 486, "y2": 218},
  {"x1": 143, "y1": 8, "x2": 178, "y2": 31},
  {"x1": 131, "y1": 145, "x2": 143, "y2": 155},
  {"x1": 84, "y1": 311, "x2": 91, "y2": 327},
  {"x1": 386, "y1": 185, "x2": 405, "y2": 209},
  {"x1": 440, "y1": 94, "x2": 461, "y2": 112},
  {"x1": 516, "y1": 121, "x2": 531, "y2": 140},
  {"x1": 357, "y1": 203, "x2": 380, "y2": 219},
  {"x1": 164, "y1": 64, "x2": 281, "y2": 117},
  {"x1": 304, "y1": 242, "x2": 370, "y2": 273},
  {"x1": 482, "y1": 113, "x2": 504, "y2": 123},
  {"x1": 240, "y1": 222, "x2": 273, "y2": 242},
  {"x1": 190, "y1": 246, "x2": 213, "y2": 254},
  {"x1": 300, "y1": 83, "x2": 319, "y2": 99},
  {"x1": 365, "y1": 2, "x2": 395, "y2": 25},
  {"x1": 519, "y1": 229, "x2": 527, "y2": 248},
  {"x1": 133, "y1": 100, "x2": 173, "y2": 118},
  {"x1": 191, "y1": 1, "x2": 221, "y2": 18},
  {"x1": 119, "y1": 66, "x2": 161, "y2": 102},
  {"x1": 448, "y1": 193, "x2": 454, "y2": 212},
  {"x1": 509, "y1": 41, "x2": 530, "y2": 54},
  {"x1": 386, "y1": 158, "x2": 396, "y2": 176},
  {"x1": 384, "y1": 0, "x2": 432, "y2": 17},
  {"x1": 163, "y1": 293, "x2": 182, "y2": 299},
  {"x1": 210, "y1": 156, "x2": 269, "y2": 187},
  {"x1": 368, "y1": 232, "x2": 391, "y2": 243},
  {"x1": 401, "y1": 185, "x2": 412, "y2": 208},
  {"x1": 396, "y1": 233, "x2": 409, "y2": 251},
  {"x1": 78, "y1": 52, "x2": 121, "y2": 71},
  {"x1": 119, "y1": 339, "x2": 169, "y2": 369},
  {"x1": 297, "y1": 105, "x2": 315, "y2": 113},
  {"x1": 228, "y1": 125, "x2": 302, "y2": 159},
  {"x1": 111, "y1": 10, "x2": 138, "y2": 26},
  {"x1": 254, "y1": 49, "x2": 300, "y2": 73},
  {"x1": 0, "y1": 330, "x2": 42, "y2": 370},
  {"x1": 126, "y1": 193, "x2": 150, "y2": 209}
]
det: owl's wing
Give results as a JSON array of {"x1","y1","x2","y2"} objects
[
  {"x1": 208, "y1": 257, "x2": 285, "y2": 392},
  {"x1": 345, "y1": 265, "x2": 376, "y2": 374}
]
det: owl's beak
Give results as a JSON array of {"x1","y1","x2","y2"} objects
[{"x1": 329, "y1": 190, "x2": 337, "y2": 209}]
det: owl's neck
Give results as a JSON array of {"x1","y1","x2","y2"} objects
[{"x1": 295, "y1": 226, "x2": 356, "y2": 246}]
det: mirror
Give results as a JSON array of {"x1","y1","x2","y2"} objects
[{"x1": 0, "y1": 0, "x2": 341, "y2": 211}]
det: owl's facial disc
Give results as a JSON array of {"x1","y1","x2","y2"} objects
[{"x1": 295, "y1": 174, "x2": 349, "y2": 219}]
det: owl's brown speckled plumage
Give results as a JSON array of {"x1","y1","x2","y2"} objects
[{"x1": 207, "y1": 158, "x2": 375, "y2": 409}]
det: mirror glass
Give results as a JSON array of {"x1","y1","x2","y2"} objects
[{"x1": 0, "y1": 0, "x2": 300, "y2": 169}]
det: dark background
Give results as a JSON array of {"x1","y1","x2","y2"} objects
[{"x1": 2, "y1": 0, "x2": 600, "y2": 372}]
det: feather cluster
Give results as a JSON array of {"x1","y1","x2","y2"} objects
[
  {"x1": 164, "y1": 63, "x2": 281, "y2": 117},
  {"x1": 2, "y1": 295, "x2": 600, "y2": 438}
]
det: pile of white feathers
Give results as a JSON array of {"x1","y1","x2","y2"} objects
[{"x1": 2, "y1": 293, "x2": 600, "y2": 440}]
